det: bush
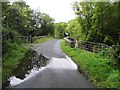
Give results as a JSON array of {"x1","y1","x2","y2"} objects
[
  {"x1": 105, "y1": 44, "x2": 120, "y2": 67},
  {"x1": 2, "y1": 28, "x2": 22, "y2": 56}
]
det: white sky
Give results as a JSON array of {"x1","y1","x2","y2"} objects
[{"x1": 24, "y1": 0, "x2": 81, "y2": 23}]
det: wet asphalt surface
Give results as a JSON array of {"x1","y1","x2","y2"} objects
[{"x1": 10, "y1": 40, "x2": 94, "y2": 88}]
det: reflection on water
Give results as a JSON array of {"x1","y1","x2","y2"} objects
[
  {"x1": 5, "y1": 49, "x2": 48, "y2": 87},
  {"x1": 9, "y1": 67, "x2": 46, "y2": 86}
]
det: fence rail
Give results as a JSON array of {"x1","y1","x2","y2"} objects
[
  {"x1": 78, "y1": 41, "x2": 112, "y2": 53},
  {"x1": 18, "y1": 36, "x2": 46, "y2": 43},
  {"x1": 64, "y1": 37, "x2": 112, "y2": 55}
]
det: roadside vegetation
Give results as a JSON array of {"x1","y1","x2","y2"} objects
[
  {"x1": 2, "y1": 42, "x2": 28, "y2": 84},
  {"x1": 2, "y1": 0, "x2": 120, "y2": 88},
  {"x1": 61, "y1": 40, "x2": 120, "y2": 88},
  {"x1": 59, "y1": 2, "x2": 120, "y2": 88},
  {"x1": 32, "y1": 37, "x2": 55, "y2": 44},
  {"x1": 2, "y1": 1, "x2": 55, "y2": 85},
  {"x1": 67, "y1": 2, "x2": 120, "y2": 63}
]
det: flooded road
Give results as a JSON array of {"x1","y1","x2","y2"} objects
[
  {"x1": 5, "y1": 40, "x2": 94, "y2": 88},
  {"x1": 4, "y1": 49, "x2": 48, "y2": 87}
]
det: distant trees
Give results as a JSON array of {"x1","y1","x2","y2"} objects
[
  {"x1": 54, "y1": 22, "x2": 67, "y2": 39},
  {"x1": 65, "y1": 18, "x2": 82, "y2": 40},
  {"x1": 30, "y1": 11, "x2": 54, "y2": 36}
]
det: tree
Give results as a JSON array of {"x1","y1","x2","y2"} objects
[
  {"x1": 72, "y1": 1, "x2": 120, "y2": 62},
  {"x1": 2, "y1": 1, "x2": 55, "y2": 55},
  {"x1": 2, "y1": 2, "x2": 55, "y2": 37},
  {"x1": 66, "y1": 18, "x2": 82, "y2": 39},
  {"x1": 72, "y1": 1, "x2": 120, "y2": 45},
  {"x1": 30, "y1": 11, "x2": 54, "y2": 36},
  {"x1": 54, "y1": 22, "x2": 67, "y2": 39}
]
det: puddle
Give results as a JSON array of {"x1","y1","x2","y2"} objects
[
  {"x1": 9, "y1": 67, "x2": 46, "y2": 86},
  {"x1": 3, "y1": 49, "x2": 48, "y2": 87}
]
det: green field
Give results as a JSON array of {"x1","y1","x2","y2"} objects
[{"x1": 61, "y1": 40, "x2": 120, "y2": 88}]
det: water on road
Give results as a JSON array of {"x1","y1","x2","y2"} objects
[{"x1": 5, "y1": 40, "x2": 94, "y2": 88}]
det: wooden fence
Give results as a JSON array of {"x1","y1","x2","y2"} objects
[
  {"x1": 18, "y1": 36, "x2": 46, "y2": 43},
  {"x1": 64, "y1": 37, "x2": 113, "y2": 55},
  {"x1": 78, "y1": 41, "x2": 112, "y2": 53},
  {"x1": 64, "y1": 37, "x2": 75, "y2": 48}
]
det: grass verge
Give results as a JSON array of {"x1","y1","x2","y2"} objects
[
  {"x1": 61, "y1": 40, "x2": 120, "y2": 88},
  {"x1": 32, "y1": 37, "x2": 55, "y2": 44},
  {"x1": 2, "y1": 42, "x2": 29, "y2": 84}
]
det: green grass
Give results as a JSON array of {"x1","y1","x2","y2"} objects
[
  {"x1": 2, "y1": 42, "x2": 29, "y2": 84},
  {"x1": 32, "y1": 37, "x2": 55, "y2": 44},
  {"x1": 61, "y1": 40, "x2": 120, "y2": 88}
]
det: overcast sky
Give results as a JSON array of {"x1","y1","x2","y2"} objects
[{"x1": 24, "y1": 0, "x2": 81, "y2": 23}]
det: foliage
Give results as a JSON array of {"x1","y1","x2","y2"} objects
[
  {"x1": 61, "y1": 40, "x2": 120, "y2": 88},
  {"x1": 2, "y1": 2, "x2": 55, "y2": 36},
  {"x1": 72, "y1": 2, "x2": 120, "y2": 45},
  {"x1": 2, "y1": 1, "x2": 54, "y2": 85},
  {"x1": 2, "y1": 42, "x2": 28, "y2": 84},
  {"x1": 70, "y1": 1, "x2": 120, "y2": 65},
  {"x1": 110, "y1": 44, "x2": 120, "y2": 64},
  {"x1": 30, "y1": 11, "x2": 54, "y2": 36},
  {"x1": 65, "y1": 18, "x2": 82, "y2": 40},
  {"x1": 2, "y1": 28, "x2": 22, "y2": 56},
  {"x1": 2, "y1": 2, "x2": 31, "y2": 35},
  {"x1": 2, "y1": 1, "x2": 55, "y2": 56},
  {"x1": 2, "y1": 28, "x2": 20, "y2": 42},
  {"x1": 54, "y1": 22, "x2": 67, "y2": 39}
]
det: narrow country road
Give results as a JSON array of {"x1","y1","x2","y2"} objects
[{"x1": 12, "y1": 39, "x2": 94, "y2": 88}]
